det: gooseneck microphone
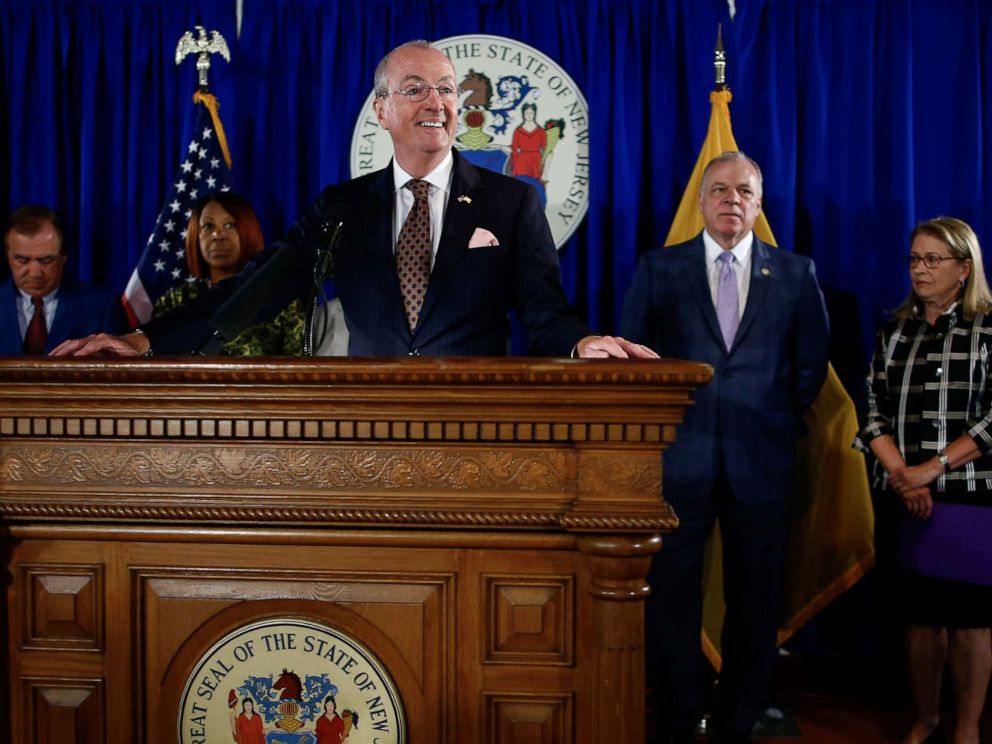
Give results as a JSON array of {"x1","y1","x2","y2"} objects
[
  {"x1": 303, "y1": 220, "x2": 343, "y2": 356},
  {"x1": 195, "y1": 220, "x2": 343, "y2": 355}
]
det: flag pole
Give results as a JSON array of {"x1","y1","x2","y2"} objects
[
  {"x1": 659, "y1": 20, "x2": 875, "y2": 737},
  {"x1": 121, "y1": 26, "x2": 235, "y2": 327},
  {"x1": 714, "y1": 23, "x2": 726, "y2": 91}
]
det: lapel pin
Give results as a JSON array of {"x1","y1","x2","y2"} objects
[
  {"x1": 760, "y1": 266, "x2": 771, "y2": 277},
  {"x1": 457, "y1": 195, "x2": 472, "y2": 204}
]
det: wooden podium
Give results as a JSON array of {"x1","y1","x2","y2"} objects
[{"x1": 0, "y1": 357, "x2": 710, "y2": 744}]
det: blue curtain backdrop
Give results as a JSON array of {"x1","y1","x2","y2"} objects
[{"x1": 3, "y1": 0, "x2": 992, "y2": 387}]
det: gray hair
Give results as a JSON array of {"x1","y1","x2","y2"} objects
[
  {"x1": 699, "y1": 151, "x2": 763, "y2": 196},
  {"x1": 894, "y1": 216, "x2": 992, "y2": 321},
  {"x1": 373, "y1": 40, "x2": 434, "y2": 97}
]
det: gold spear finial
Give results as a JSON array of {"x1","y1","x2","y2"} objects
[{"x1": 714, "y1": 23, "x2": 726, "y2": 91}]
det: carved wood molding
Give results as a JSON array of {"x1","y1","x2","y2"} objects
[
  {"x1": 0, "y1": 414, "x2": 669, "y2": 445},
  {"x1": 559, "y1": 513, "x2": 677, "y2": 531},
  {"x1": 576, "y1": 535, "x2": 662, "y2": 601},
  {"x1": 0, "y1": 441, "x2": 579, "y2": 526},
  {"x1": 0, "y1": 502, "x2": 573, "y2": 528},
  {"x1": 0, "y1": 359, "x2": 708, "y2": 534},
  {"x1": 0, "y1": 502, "x2": 677, "y2": 531},
  {"x1": 0, "y1": 357, "x2": 713, "y2": 388},
  {"x1": 1, "y1": 443, "x2": 570, "y2": 492},
  {"x1": 577, "y1": 450, "x2": 661, "y2": 496}
]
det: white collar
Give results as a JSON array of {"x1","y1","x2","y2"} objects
[
  {"x1": 16, "y1": 286, "x2": 58, "y2": 306},
  {"x1": 702, "y1": 229, "x2": 754, "y2": 266},
  {"x1": 391, "y1": 150, "x2": 453, "y2": 195}
]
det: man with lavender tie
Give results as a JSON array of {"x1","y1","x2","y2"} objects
[{"x1": 620, "y1": 151, "x2": 830, "y2": 744}]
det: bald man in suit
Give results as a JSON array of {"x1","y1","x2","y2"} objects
[
  {"x1": 621, "y1": 152, "x2": 829, "y2": 744},
  {"x1": 55, "y1": 41, "x2": 652, "y2": 361}
]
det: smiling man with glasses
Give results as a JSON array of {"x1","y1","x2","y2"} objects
[{"x1": 55, "y1": 40, "x2": 654, "y2": 360}]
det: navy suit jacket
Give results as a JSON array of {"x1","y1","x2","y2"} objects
[
  {"x1": 620, "y1": 234, "x2": 830, "y2": 505},
  {"x1": 0, "y1": 278, "x2": 127, "y2": 355},
  {"x1": 144, "y1": 150, "x2": 591, "y2": 356}
]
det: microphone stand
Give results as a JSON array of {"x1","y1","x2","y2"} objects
[
  {"x1": 194, "y1": 220, "x2": 342, "y2": 356},
  {"x1": 303, "y1": 221, "x2": 343, "y2": 356}
]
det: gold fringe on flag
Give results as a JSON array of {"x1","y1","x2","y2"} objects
[{"x1": 193, "y1": 90, "x2": 233, "y2": 170}]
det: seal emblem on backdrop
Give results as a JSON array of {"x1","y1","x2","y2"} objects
[
  {"x1": 350, "y1": 34, "x2": 591, "y2": 249},
  {"x1": 178, "y1": 618, "x2": 404, "y2": 743}
]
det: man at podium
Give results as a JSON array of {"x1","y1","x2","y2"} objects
[{"x1": 54, "y1": 40, "x2": 653, "y2": 362}]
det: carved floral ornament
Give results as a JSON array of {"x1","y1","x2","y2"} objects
[
  {"x1": 0, "y1": 442, "x2": 672, "y2": 531},
  {"x1": 1, "y1": 444, "x2": 569, "y2": 492}
]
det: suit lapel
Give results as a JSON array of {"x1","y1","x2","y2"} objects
[
  {"x1": 415, "y1": 151, "x2": 483, "y2": 333},
  {"x1": 46, "y1": 285, "x2": 82, "y2": 350},
  {"x1": 0, "y1": 281, "x2": 24, "y2": 353},
  {"x1": 361, "y1": 165, "x2": 401, "y2": 282},
  {"x1": 733, "y1": 238, "x2": 773, "y2": 350},
  {"x1": 352, "y1": 165, "x2": 410, "y2": 336},
  {"x1": 685, "y1": 237, "x2": 726, "y2": 351}
]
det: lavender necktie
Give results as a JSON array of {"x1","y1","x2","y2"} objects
[{"x1": 717, "y1": 251, "x2": 739, "y2": 351}]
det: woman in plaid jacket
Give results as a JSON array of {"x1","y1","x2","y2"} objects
[{"x1": 856, "y1": 216, "x2": 992, "y2": 744}]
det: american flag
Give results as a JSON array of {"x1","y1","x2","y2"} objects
[{"x1": 122, "y1": 93, "x2": 233, "y2": 326}]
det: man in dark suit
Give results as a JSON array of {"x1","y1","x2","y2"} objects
[
  {"x1": 621, "y1": 152, "x2": 829, "y2": 743},
  {"x1": 1, "y1": 205, "x2": 126, "y2": 355},
  {"x1": 55, "y1": 40, "x2": 650, "y2": 360}
]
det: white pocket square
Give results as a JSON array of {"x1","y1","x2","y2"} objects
[{"x1": 468, "y1": 227, "x2": 500, "y2": 248}]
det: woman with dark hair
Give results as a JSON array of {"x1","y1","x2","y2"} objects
[
  {"x1": 153, "y1": 191, "x2": 304, "y2": 355},
  {"x1": 314, "y1": 695, "x2": 349, "y2": 744},
  {"x1": 855, "y1": 216, "x2": 992, "y2": 744},
  {"x1": 233, "y1": 698, "x2": 265, "y2": 744},
  {"x1": 509, "y1": 102, "x2": 546, "y2": 182}
]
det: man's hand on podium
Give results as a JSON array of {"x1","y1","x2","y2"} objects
[
  {"x1": 577, "y1": 335, "x2": 660, "y2": 359},
  {"x1": 51, "y1": 331, "x2": 149, "y2": 357}
]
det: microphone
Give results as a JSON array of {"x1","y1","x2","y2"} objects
[
  {"x1": 313, "y1": 220, "x2": 342, "y2": 284},
  {"x1": 303, "y1": 221, "x2": 344, "y2": 356},
  {"x1": 195, "y1": 219, "x2": 343, "y2": 355},
  {"x1": 196, "y1": 221, "x2": 343, "y2": 356},
  {"x1": 208, "y1": 241, "x2": 306, "y2": 344}
]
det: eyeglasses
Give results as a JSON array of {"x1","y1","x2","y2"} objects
[
  {"x1": 379, "y1": 85, "x2": 462, "y2": 103},
  {"x1": 904, "y1": 254, "x2": 965, "y2": 269}
]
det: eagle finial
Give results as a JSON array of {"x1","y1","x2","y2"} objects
[{"x1": 175, "y1": 25, "x2": 230, "y2": 89}]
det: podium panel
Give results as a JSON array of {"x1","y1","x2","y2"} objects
[{"x1": 0, "y1": 357, "x2": 710, "y2": 743}]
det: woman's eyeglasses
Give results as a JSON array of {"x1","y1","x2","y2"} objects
[{"x1": 904, "y1": 254, "x2": 965, "y2": 269}]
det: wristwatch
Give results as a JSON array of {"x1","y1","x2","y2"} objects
[{"x1": 937, "y1": 450, "x2": 951, "y2": 472}]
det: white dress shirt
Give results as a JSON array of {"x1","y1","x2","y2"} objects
[
  {"x1": 16, "y1": 287, "x2": 58, "y2": 339},
  {"x1": 390, "y1": 152, "x2": 454, "y2": 269},
  {"x1": 702, "y1": 229, "x2": 752, "y2": 319}
]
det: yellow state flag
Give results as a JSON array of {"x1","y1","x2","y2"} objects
[{"x1": 665, "y1": 89, "x2": 876, "y2": 669}]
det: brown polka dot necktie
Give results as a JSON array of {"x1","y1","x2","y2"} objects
[
  {"x1": 395, "y1": 179, "x2": 432, "y2": 331},
  {"x1": 23, "y1": 296, "x2": 47, "y2": 354}
]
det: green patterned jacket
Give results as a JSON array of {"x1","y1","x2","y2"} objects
[{"x1": 153, "y1": 278, "x2": 305, "y2": 356}]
